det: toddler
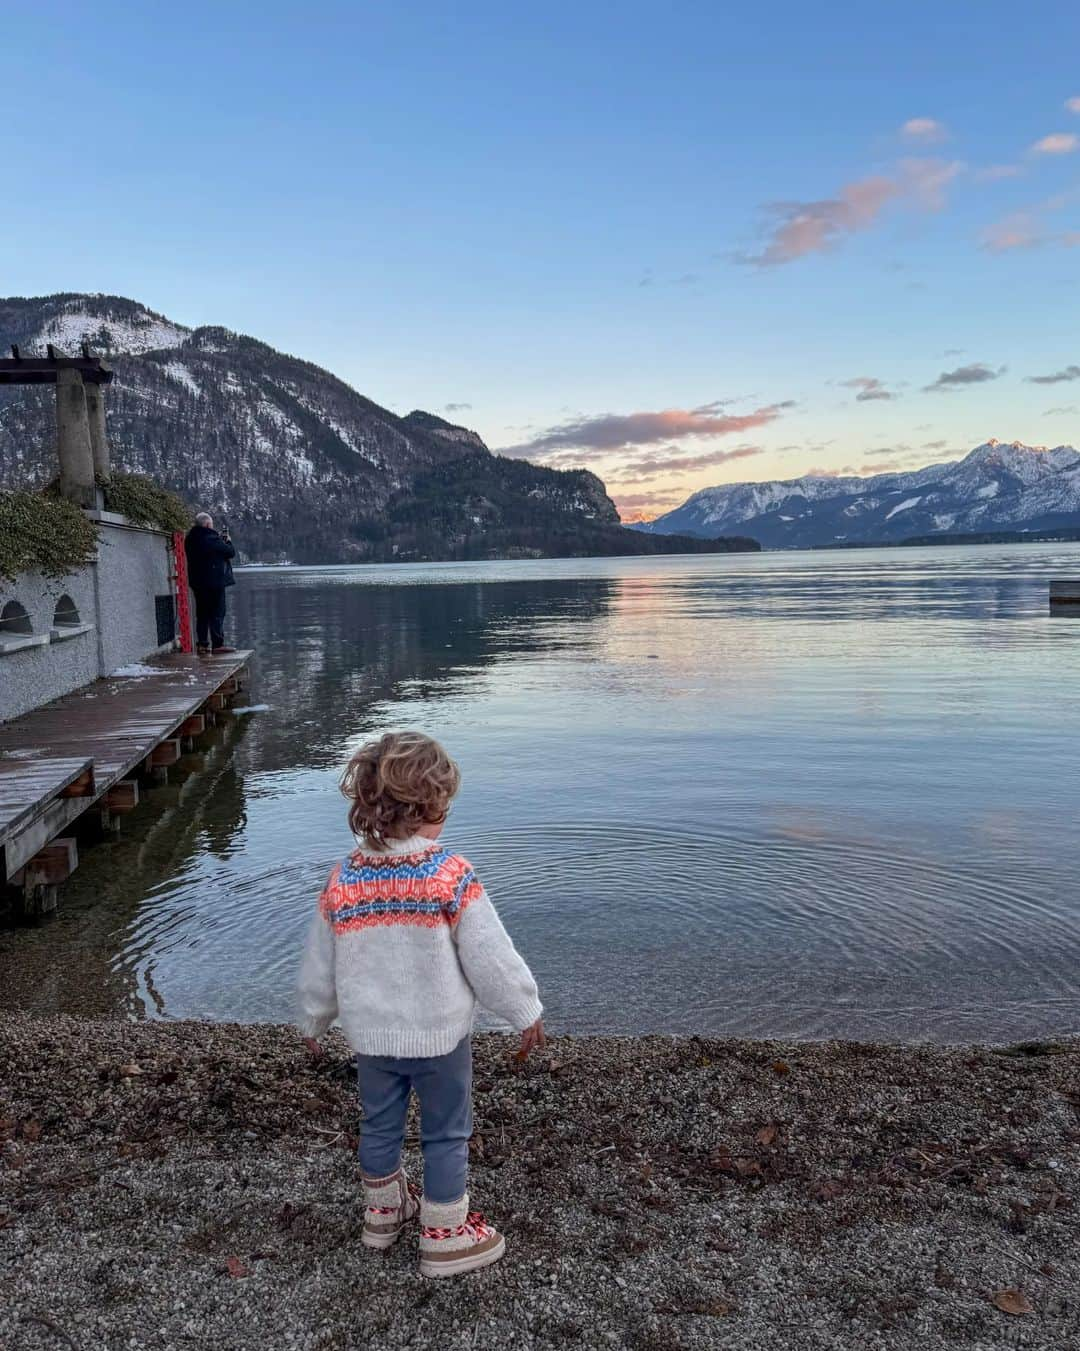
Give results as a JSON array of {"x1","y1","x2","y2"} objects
[{"x1": 296, "y1": 731, "x2": 544, "y2": 1277}]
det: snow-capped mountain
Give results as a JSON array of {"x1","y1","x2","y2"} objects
[
  {"x1": 635, "y1": 441, "x2": 1080, "y2": 548},
  {"x1": 0, "y1": 294, "x2": 624, "y2": 562}
]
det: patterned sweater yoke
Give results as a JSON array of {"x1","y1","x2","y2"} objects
[
  {"x1": 296, "y1": 833, "x2": 542, "y2": 1058},
  {"x1": 319, "y1": 844, "x2": 484, "y2": 933}
]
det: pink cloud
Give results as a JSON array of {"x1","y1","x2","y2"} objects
[
  {"x1": 899, "y1": 158, "x2": 962, "y2": 209},
  {"x1": 1066, "y1": 97, "x2": 1080, "y2": 114},
  {"x1": 981, "y1": 213, "x2": 1042, "y2": 252},
  {"x1": 740, "y1": 175, "x2": 900, "y2": 266},
  {"x1": 740, "y1": 159, "x2": 961, "y2": 266},
  {"x1": 610, "y1": 445, "x2": 765, "y2": 483},
  {"x1": 1031, "y1": 133, "x2": 1078, "y2": 155},
  {"x1": 613, "y1": 488, "x2": 690, "y2": 522},
  {"x1": 901, "y1": 117, "x2": 947, "y2": 143},
  {"x1": 500, "y1": 403, "x2": 791, "y2": 459}
]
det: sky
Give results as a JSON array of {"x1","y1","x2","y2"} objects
[{"x1": 6, "y1": 2, "x2": 1080, "y2": 520}]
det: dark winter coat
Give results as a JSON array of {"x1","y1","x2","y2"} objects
[{"x1": 185, "y1": 525, "x2": 236, "y2": 590}]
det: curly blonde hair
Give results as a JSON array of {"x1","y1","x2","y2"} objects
[{"x1": 341, "y1": 731, "x2": 461, "y2": 851}]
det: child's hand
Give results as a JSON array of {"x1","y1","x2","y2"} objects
[
  {"x1": 303, "y1": 1036, "x2": 324, "y2": 1061},
  {"x1": 517, "y1": 1018, "x2": 546, "y2": 1060}
]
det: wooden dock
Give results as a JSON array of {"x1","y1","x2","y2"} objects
[
  {"x1": 0, "y1": 650, "x2": 251, "y2": 918},
  {"x1": 1050, "y1": 579, "x2": 1080, "y2": 608}
]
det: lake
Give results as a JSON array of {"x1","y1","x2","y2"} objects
[{"x1": 3, "y1": 544, "x2": 1080, "y2": 1044}]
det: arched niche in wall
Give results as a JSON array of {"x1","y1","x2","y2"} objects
[{"x1": 0, "y1": 600, "x2": 32, "y2": 635}]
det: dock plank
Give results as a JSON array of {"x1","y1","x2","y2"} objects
[
  {"x1": 0, "y1": 651, "x2": 251, "y2": 879},
  {"x1": 0, "y1": 756, "x2": 94, "y2": 841}
]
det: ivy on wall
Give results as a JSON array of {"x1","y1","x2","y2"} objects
[
  {"x1": 99, "y1": 473, "x2": 192, "y2": 533},
  {"x1": 0, "y1": 492, "x2": 100, "y2": 583},
  {"x1": 0, "y1": 476, "x2": 193, "y2": 583}
]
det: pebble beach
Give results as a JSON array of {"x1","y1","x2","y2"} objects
[{"x1": 2, "y1": 1016, "x2": 1078, "y2": 1349}]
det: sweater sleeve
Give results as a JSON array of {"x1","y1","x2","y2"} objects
[
  {"x1": 452, "y1": 886, "x2": 542, "y2": 1032},
  {"x1": 295, "y1": 903, "x2": 338, "y2": 1039}
]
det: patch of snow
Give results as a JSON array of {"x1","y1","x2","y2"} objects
[
  {"x1": 109, "y1": 663, "x2": 172, "y2": 677},
  {"x1": 162, "y1": 361, "x2": 200, "y2": 397},
  {"x1": 39, "y1": 307, "x2": 189, "y2": 356},
  {"x1": 977, "y1": 481, "x2": 1000, "y2": 499},
  {"x1": 932, "y1": 513, "x2": 957, "y2": 531},
  {"x1": 885, "y1": 496, "x2": 922, "y2": 520},
  {"x1": 230, "y1": 704, "x2": 270, "y2": 715},
  {"x1": 779, "y1": 515, "x2": 794, "y2": 521},
  {"x1": 257, "y1": 399, "x2": 303, "y2": 439}
]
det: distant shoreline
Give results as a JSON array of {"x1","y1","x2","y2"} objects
[{"x1": 234, "y1": 531, "x2": 1080, "y2": 570}]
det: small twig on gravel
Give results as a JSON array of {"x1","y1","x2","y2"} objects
[
  {"x1": 985, "y1": 1238, "x2": 1064, "y2": 1288},
  {"x1": 20, "y1": 1312, "x2": 80, "y2": 1351},
  {"x1": 311, "y1": 1131, "x2": 345, "y2": 1150}
]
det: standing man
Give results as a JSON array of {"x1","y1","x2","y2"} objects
[{"x1": 185, "y1": 511, "x2": 237, "y2": 656}]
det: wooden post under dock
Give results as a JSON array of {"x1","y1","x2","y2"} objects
[
  {"x1": 1050, "y1": 579, "x2": 1080, "y2": 609},
  {"x1": 0, "y1": 650, "x2": 252, "y2": 921}
]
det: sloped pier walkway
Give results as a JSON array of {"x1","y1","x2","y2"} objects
[{"x1": 0, "y1": 651, "x2": 251, "y2": 913}]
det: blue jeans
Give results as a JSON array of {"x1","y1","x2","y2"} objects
[{"x1": 356, "y1": 1037, "x2": 472, "y2": 1204}]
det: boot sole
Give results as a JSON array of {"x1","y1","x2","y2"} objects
[
  {"x1": 362, "y1": 1227, "x2": 405, "y2": 1250},
  {"x1": 419, "y1": 1235, "x2": 506, "y2": 1279}
]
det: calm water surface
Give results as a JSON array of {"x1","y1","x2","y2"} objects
[{"x1": 4, "y1": 544, "x2": 1080, "y2": 1043}]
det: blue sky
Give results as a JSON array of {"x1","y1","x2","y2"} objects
[{"x1": 7, "y1": 1, "x2": 1080, "y2": 517}]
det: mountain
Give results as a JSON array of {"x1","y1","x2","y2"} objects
[
  {"x1": 0, "y1": 294, "x2": 758, "y2": 563},
  {"x1": 634, "y1": 440, "x2": 1080, "y2": 548}
]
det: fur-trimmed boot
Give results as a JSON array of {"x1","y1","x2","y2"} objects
[
  {"x1": 361, "y1": 1167, "x2": 419, "y2": 1249},
  {"x1": 418, "y1": 1194, "x2": 505, "y2": 1278}
]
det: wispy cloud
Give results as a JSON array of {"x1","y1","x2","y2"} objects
[
  {"x1": 923, "y1": 439, "x2": 948, "y2": 449},
  {"x1": 1026, "y1": 364, "x2": 1080, "y2": 384},
  {"x1": 860, "y1": 460, "x2": 906, "y2": 473},
  {"x1": 901, "y1": 117, "x2": 946, "y2": 142},
  {"x1": 1066, "y1": 97, "x2": 1080, "y2": 114},
  {"x1": 610, "y1": 445, "x2": 765, "y2": 483},
  {"x1": 1031, "y1": 132, "x2": 1078, "y2": 155},
  {"x1": 738, "y1": 158, "x2": 961, "y2": 266},
  {"x1": 613, "y1": 489, "x2": 688, "y2": 522},
  {"x1": 924, "y1": 363, "x2": 1005, "y2": 391},
  {"x1": 500, "y1": 402, "x2": 792, "y2": 459},
  {"x1": 981, "y1": 213, "x2": 1042, "y2": 252},
  {"x1": 443, "y1": 402, "x2": 472, "y2": 413},
  {"x1": 1045, "y1": 404, "x2": 1078, "y2": 415},
  {"x1": 982, "y1": 187, "x2": 1080, "y2": 253},
  {"x1": 840, "y1": 376, "x2": 896, "y2": 402},
  {"x1": 638, "y1": 270, "x2": 700, "y2": 288},
  {"x1": 975, "y1": 164, "x2": 1022, "y2": 182},
  {"x1": 739, "y1": 175, "x2": 900, "y2": 266}
]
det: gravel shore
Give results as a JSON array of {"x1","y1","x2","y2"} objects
[{"x1": 1, "y1": 1015, "x2": 1078, "y2": 1350}]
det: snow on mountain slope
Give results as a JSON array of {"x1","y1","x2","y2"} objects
[
  {"x1": 637, "y1": 440, "x2": 1080, "y2": 547},
  {"x1": 0, "y1": 293, "x2": 623, "y2": 563}
]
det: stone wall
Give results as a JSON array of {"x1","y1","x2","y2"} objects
[{"x1": 0, "y1": 517, "x2": 178, "y2": 723}]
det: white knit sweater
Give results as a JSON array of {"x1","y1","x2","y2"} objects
[{"x1": 295, "y1": 833, "x2": 542, "y2": 1057}]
